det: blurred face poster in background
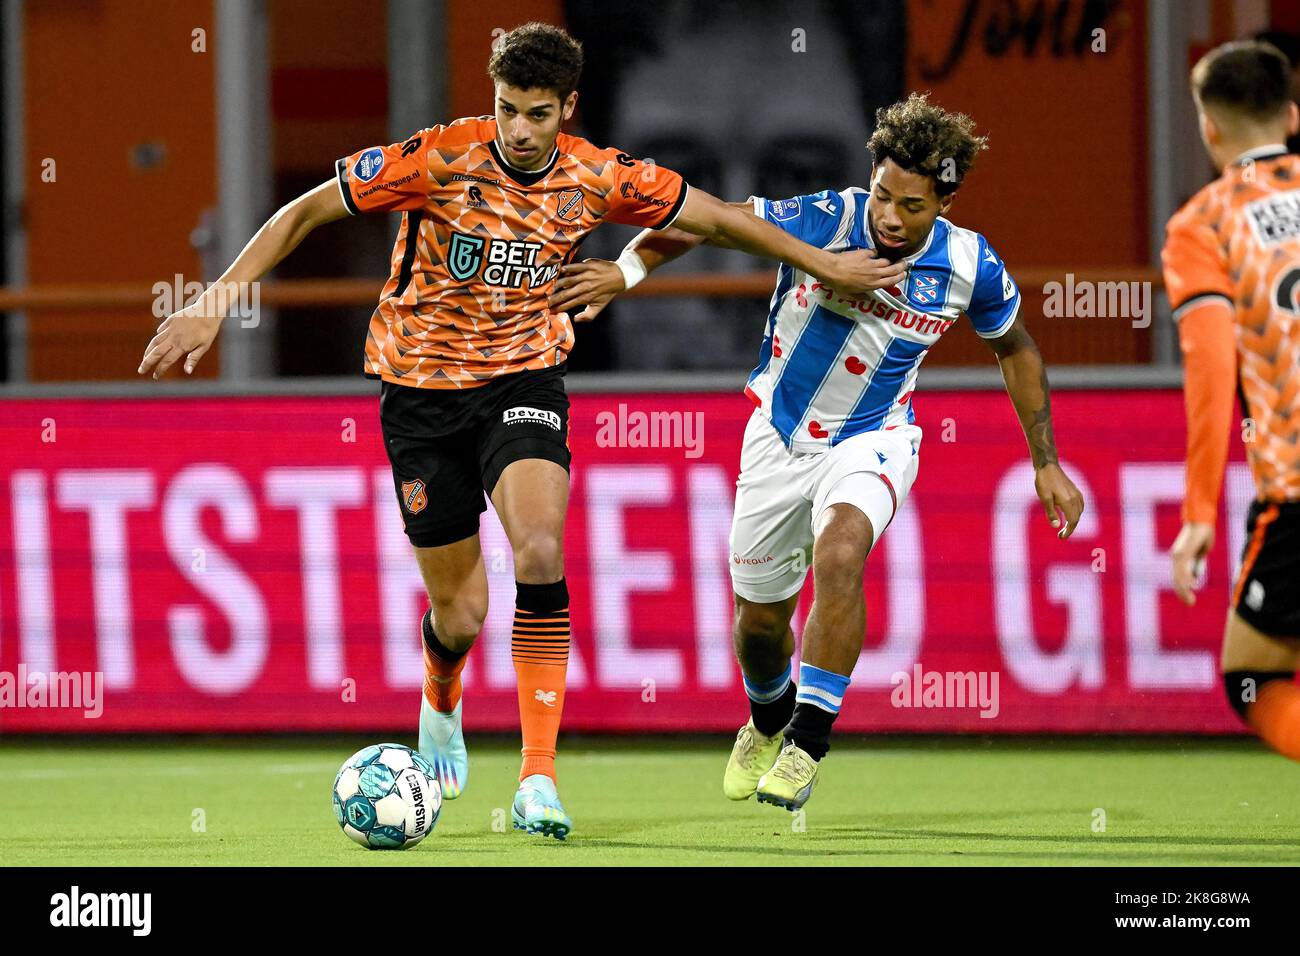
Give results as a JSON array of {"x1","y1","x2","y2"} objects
[{"x1": 563, "y1": 0, "x2": 905, "y2": 371}]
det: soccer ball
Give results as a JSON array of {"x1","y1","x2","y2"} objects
[{"x1": 332, "y1": 744, "x2": 442, "y2": 849}]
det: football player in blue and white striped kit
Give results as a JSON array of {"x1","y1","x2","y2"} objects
[{"x1": 550, "y1": 93, "x2": 1085, "y2": 810}]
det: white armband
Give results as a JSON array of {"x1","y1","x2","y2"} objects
[{"x1": 615, "y1": 247, "x2": 649, "y2": 290}]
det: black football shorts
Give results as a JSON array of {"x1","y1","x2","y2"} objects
[
  {"x1": 379, "y1": 363, "x2": 571, "y2": 548},
  {"x1": 1233, "y1": 499, "x2": 1300, "y2": 637}
]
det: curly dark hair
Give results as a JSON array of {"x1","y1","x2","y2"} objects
[
  {"x1": 867, "y1": 93, "x2": 988, "y2": 197},
  {"x1": 488, "y1": 22, "x2": 584, "y2": 101}
]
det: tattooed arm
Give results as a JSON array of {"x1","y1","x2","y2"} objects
[{"x1": 986, "y1": 319, "x2": 1085, "y2": 538}]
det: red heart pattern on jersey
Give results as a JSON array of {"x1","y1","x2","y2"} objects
[
  {"x1": 808, "y1": 420, "x2": 828, "y2": 439},
  {"x1": 845, "y1": 356, "x2": 866, "y2": 375},
  {"x1": 772, "y1": 334, "x2": 782, "y2": 358}
]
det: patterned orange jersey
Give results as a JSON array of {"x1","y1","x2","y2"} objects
[
  {"x1": 335, "y1": 116, "x2": 687, "y2": 388},
  {"x1": 1162, "y1": 149, "x2": 1300, "y2": 524}
]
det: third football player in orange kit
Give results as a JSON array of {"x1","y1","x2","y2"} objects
[
  {"x1": 1164, "y1": 40, "x2": 1300, "y2": 764},
  {"x1": 138, "y1": 22, "x2": 905, "y2": 838}
]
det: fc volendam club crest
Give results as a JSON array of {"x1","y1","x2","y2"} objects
[
  {"x1": 556, "y1": 188, "x2": 584, "y2": 222},
  {"x1": 401, "y1": 478, "x2": 428, "y2": 514}
]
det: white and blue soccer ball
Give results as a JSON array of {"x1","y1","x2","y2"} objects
[{"x1": 332, "y1": 744, "x2": 442, "y2": 849}]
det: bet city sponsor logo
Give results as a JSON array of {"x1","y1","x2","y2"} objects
[
  {"x1": 594, "y1": 403, "x2": 704, "y2": 459},
  {"x1": 890, "y1": 664, "x2": 1000, "y2": 719},
  {"x1": 447, "y1": 232, "x2": 558, "y2": 288},
  {"x1": 0, "y1": 665, "x2": 103, "y2": 718}
]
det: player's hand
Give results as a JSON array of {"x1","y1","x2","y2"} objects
[
  {"x1": 1171, "y1": 521, "x2": 1214, "y2": 606},
  {"x1": 138, "y1": 297, "x2": 223, "y2": 379},
  {"x1": 549, "y1": 259, "x2": 625, "y2": 321},
  {"x1": 816, "y1": 249, "x2": 908, "y2": 297},
  {"x1": 1035, "y1": 463, "x2": 1084, "y2": 540}
]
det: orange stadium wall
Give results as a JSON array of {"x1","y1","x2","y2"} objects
[
  {"x1": 22, "y1": 0, "x2": 393, "y2": 383},
  {"x1": 903, "y1": 0, "x2": 1150, "y2": 365},
  {"x1": 23, "y1": 0, "x2": 217, "y2": 381}
]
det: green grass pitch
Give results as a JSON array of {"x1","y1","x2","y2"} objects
[{"x1": 2, "y1": 735, "x2": 1298, "y2": 866}]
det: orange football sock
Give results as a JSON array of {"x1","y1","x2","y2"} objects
[
  {"x1": 512, "y1": 580, "x2": 570, "y2": 782},
  {"x1": 1248, "y1": 679, "x2": 1300, "y2": 760},
  {"x1": 421, "y1": 610, "x2": 468, "y2": 714}
]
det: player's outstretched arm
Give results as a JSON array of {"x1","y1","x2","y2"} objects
[
  {"x1": 548, "y1": 202, "x2": 748, "y2": 322},
  {"x1": 549, "y1": 192, "x2": 905, "y2": 322},
  {"x1": 672, "y1": 188, "x2": 905, "y2": 296},
  {"x1": 986, "y1": 318, "x2": 1085, "y2": 539},
  {"x1": 138, "y1": 180, "x2": 350, "y2": 379}
]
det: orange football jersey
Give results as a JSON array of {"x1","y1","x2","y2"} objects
[
  {"x1": 335, "y1": 116, "x2": 687, "y2": 388},
  {"x1": 1163, "y1": 149, "x2": 1300, "y2": 524}
]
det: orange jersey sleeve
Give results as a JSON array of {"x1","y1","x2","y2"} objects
[
  {"x1": 335, "y1": 129, "x2": 436, "y2": 215},
  {"x1": 599, "y1": 150, "x2": 687, "y2": 228},
  {"x1": 1162, "y1": 209, "x2": 1237, "y2": 526},
  {"x1": 1162, "y1": 206, "x2": 1233, "y2": 309}
]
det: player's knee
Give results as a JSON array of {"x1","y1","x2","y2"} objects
[
  {"x1": 733, "y1": 599, "x2": 789, "y2": 648},
  {"x1": 812, "y1": 508, "x2": 871, "y2": 594},
  {"x1": 1223, "y1": 669, "x2": 1296, "y2": 721},
  {"x1": 429, "y1": 595, "x2": 487, "y2": 647},
  {"x1": 811, "y1": 536, "x2": 868, "y2": 598},
  {"x1": 511, "y1": 532, "x2": 564, "y2": 582}
]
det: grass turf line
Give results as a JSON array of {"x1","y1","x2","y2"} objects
[{"x1": 1, "y1": 736, "x2": 1297, "y2": 866}]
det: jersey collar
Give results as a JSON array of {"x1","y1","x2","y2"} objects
[
  {"x1": 1233, "y1": 143, "x2": 1289, "y2": 165},
  {"x1": 489, "y1": 139, "x2": 560, "y2": 186}
]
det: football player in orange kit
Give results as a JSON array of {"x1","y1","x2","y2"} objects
[
  {"x1": 138, "y1": 23, "x2": 905, "y2": 839},
  {"x1": 1164, "y1": 40, "x2": 1300, "y2": 762}
]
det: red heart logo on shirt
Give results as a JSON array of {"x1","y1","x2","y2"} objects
[
  {"x1": 808, "y1": 421, "x2": 828, "y2": 439},
  {"x1": 888, "y1": 285, "x2": 902, "y2": 297},
  {"x1": 844, "y1": 356, "x2": 867, "y2": 375},
  {"x1": 772, "y1": 334, "x2": 782, "y2": 358}
]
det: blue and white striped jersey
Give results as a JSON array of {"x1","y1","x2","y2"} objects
[{"x1": 744, "y1": 187, "x2": 1020, "y2": 453}]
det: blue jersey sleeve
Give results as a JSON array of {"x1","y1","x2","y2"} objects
[
  {"x1": 750, "y1": 189, "x2": 845, "y2": 250},
  {"x1": 966, "y1": 235, "x2": 1020, "y2": 338}
]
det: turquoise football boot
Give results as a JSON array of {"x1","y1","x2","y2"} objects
[
  {"x1": 511, "y1": 773, "x2": 572, "y2": 840},
  {"x1": 418, "y1": 696, "x2": 467, "y2": 800}
]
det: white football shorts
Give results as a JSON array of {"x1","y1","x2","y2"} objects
[{"x1": 728, "y1": 409, "x2": 922, "y2": 604}]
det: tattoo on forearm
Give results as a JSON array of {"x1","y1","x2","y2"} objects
[{"x1": 1026, "y1": 363, "x2": 1059, "y2": 469}]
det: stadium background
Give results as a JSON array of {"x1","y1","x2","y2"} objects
[{"x1": 0, "y1": 0, "x2": 1293, "y2": 735}]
